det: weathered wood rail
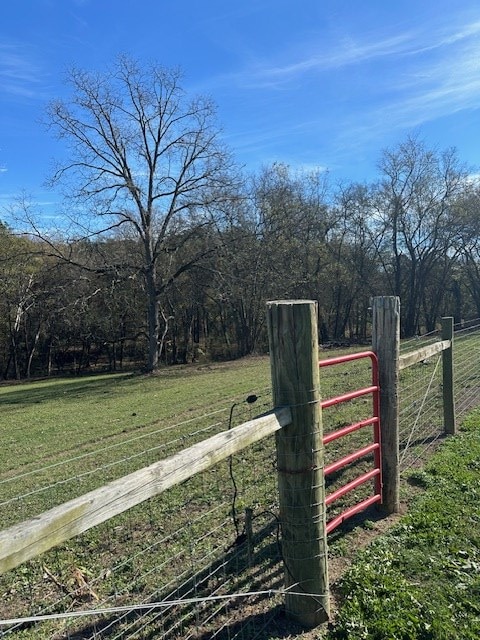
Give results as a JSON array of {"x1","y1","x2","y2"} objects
[
  {"x1": 0, "y1": 297, "x2": 458, "y2": 631},
  {"x1": 0, "y1": 407, "x2": 292, "y2": 575},
  {"x1": 399, "y1": 339, "x2": 451, "y2": 370}
]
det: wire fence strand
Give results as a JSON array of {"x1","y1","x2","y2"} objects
[{"x1": 2, "y1": 321, "x2": 480, "y2": 638}]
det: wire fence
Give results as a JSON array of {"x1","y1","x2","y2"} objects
[
  {"x1": 399, "y1": 345, "x2": 444, "y2": 473},
  {"x1": 0, "y1": 404, "x2": 282, "y2": 638},
  {"x1": 452, "y1": 319, "x2": 480, "y2": 419},
  {"x1": 398, "y1": 318, "x2": 480, "y2": 474},
  {"x1": 2, "y1": 320, "x2": 480, "y2": 638},
  {"x1": 0, "y1": 362, "x2": 273, "y2": 530}
]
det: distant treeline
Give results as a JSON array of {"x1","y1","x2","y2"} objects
[{"x1": 2, "y1": 136, "x2": 480, "y2": 380}]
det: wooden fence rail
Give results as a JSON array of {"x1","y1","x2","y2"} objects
[
  {"x1": 398, "y1": 339, "x2": 451, "y2": 370},
  {"x1": 0, "y1": 296, "x2": 458, "y2": 631},
  {"x1": 0, "y1": 407, "x2": 292, "y2": 575}
]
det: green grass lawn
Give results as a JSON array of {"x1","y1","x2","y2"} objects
[
  {"x1": 0, "y1": 358, "x2": 278, "y2": 637},
  {"x1": 3, "y1": 344, "x2": 467, "y2": 639},
  {"x1": 0, "y1": 351, "x2": 376, "y2": 527},
  {"x1": 0, "y1": 351, "x2": 381, "y2": 638},
  {"x1": 0, "y1": 358, "x2": 273, "y2": 525},
  {"x1": 328, "y1": 413, "x2": 480, "y2": 639}
]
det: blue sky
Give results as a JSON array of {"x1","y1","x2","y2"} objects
[{"x1": 1, "y1": 0, "x2": 480, "y2": 217}]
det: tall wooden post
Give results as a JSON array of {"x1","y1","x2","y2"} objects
[
  {"x1": 441, "y1": 317, "x2": 456, "y2": 435},
  {"x1": 372, "y1": 296, "x2": 400, "y2": 514},
  {"x1": 266, "y1": 300, "x2": 329, "y2": 627}
]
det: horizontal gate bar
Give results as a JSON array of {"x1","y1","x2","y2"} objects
[
  {"x1": 325, "y1": 467, "x2": 380, "y2": 506},
  {"x1": 324, "y1": 442, "x2": 380, "y2": 476},
  {"x1": 319, "y1": 350, "x2": 378, "y2": 368},
  {"x1": 326, "y1": 493, "x2": 382, "y2": 534},
  {"x1": 321, "y1": 385, "x2": 378, "y2": 409},
  {"x1": 323, "y1": 416, "x2": 378, "y2": 445}
]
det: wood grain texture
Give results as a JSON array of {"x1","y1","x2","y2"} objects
[
  {"x1": 267, "y1": 300, "x2": 330, "y2": 627},
  {"x1": 399, "y1": 339, "x2": 450, "y2": 370},
  {"x1": 372, "y1": 296, "x2": 400, "y2": 514},
  {"x1": 0, "y1": 407, "x2": 291, "y2": 575}
]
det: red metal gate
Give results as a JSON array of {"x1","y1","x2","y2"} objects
[{"x1": 319, "y1": 351, "x2": 382, "y2": 533}]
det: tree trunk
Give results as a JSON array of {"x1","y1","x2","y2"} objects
[
  {"x1": 145, "y1": 266, "x2": 160, "y2": 372},
  {"x1": 10, "y1": 333, "x2": 21, "y2": 380},
  {"x1": 26, "y1": 326, "x2": 41, "y2": 379}
]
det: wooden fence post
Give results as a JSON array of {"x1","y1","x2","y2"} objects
[
  {"x1": 266, "y1": 300, "x2": 330, "y2": 627},
  {"x1": 441, "y1": 316, "x2": 456, "y2": 435},
  {"x1": 372, "y1": 296, "x2": 400, "y2": 514}
]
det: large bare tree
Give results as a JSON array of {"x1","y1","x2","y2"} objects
[
  {"x1": 47, "y1": 56, "x2": 238, "y2": 371},
  {"x1": 375, "y1": 135, "x2": 469, "y2": 335}
]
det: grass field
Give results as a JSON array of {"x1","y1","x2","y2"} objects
[
  {"x1": 0, "y1": 351, "x2": 376, "y2": 527},
  {"x1": 0, "y1": 358, "x2": 278, "y2": 638},
  {"x1": 0, "y1": 351, "x2": 379, "y2": 638},
  {"x1": 0, "y1": 358, "x2": 273, "y2": 525},
  {"x1": 328, "y1": 412, "x2": 480, "y2": 639},
  {"x1": 1, "y1": 337, "x2": 475, "y2": 639}
]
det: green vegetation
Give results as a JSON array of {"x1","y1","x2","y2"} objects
[
  {"x1": 0, "y1": 360, "x2": 277, "y2": 638},
  {"x1": 0, "y1": 351, "x2": 379, "y2": 638},
  {"x1": 4, "y1": 122, "x2": 480, "y2": 379},
  {"x1": 0, "y1": 359, "x2": 272, "y2": 526},
  {"x1": 0, "y1": 350, "x2": 375, "y2": 528},
  {"x1": 329, "y1": 413, "x2": 480, "y2": 639},
  {"x1": 2, "y1": 345, "x2": 477, "y2": 638}
]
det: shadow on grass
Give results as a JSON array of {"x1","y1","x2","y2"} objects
[
  {"x1": 41, "y1": 518, "x2": 312, "y2": 640},
  {"x1": 400, "y1": 432, "x2": 448, "y2": 472},
  {"x1": 0, "y1": 372, "x2": 137, "y2": 406},
  {"x1": 327, "y1": 501, "x2": 387, "y2": 545}
]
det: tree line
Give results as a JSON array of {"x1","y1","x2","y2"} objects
[{"x1": 1, "y1": 56, "x2": 480, "y2": 379}]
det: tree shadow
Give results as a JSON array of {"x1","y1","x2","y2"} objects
[
  {"x1": 54, "y1": 518, "x2": 300, "y2": 639},
  {"x1": 0, "y1": 372, "x2": 136, "y2": 406}
]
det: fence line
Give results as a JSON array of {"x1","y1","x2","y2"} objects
[
  {"x1": 399, "y1": 353, "x2": 442, "y2": 466},
  {"x1": 1, "y1": 443, "x2": 282, "y2": 638},
  {"x1": 2, "y1": 298, "x2": 480, "y2": 637},
  {"x1": 0, "y1": 407, "x2": 290, "y2": 575},
  {"x1": 0, "y1": 418, "x2": 226, "y2": 509},
  {"x1": 0, "y1": 406, "x2": 229, "y2": 489},
  {"x1": 373, "y1": 303, "x2": 456, "y2": 486},
  {"x1": 0, "y1": 589, "x2": 314, "y2": 627},
  {"x1": 397, "y1": 311, "x2": 480, "y2": 475}
]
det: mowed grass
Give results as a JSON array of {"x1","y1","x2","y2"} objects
[
  {"x1": 0, "y1": 359, "x2": 271, "y2": 471},
  {"x1": 0, "y1": 349, "x2": 376, "y2": 528},
  {"x1": 0, "y1": 357, "x2": 278, "y2": 637},
  {"x1": 329, "y1": 413, "x2": 480, "y2": 639},
  {"x1": 0, "y1": 358, "x2": 274, "y2": 526},
  {"x1": 0, "y1": 349, "x2": 384, "y2": 638}
]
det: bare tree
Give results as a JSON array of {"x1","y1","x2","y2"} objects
[
  {"x1": 453, "y1": 184, "x2": 480, "y2": 318},
  {"x1": 375, "y1": 135, "x2": 469, "y2": 335},
  {"x1": 46, "y1": 55, "x2": 239, "y2": 371}
]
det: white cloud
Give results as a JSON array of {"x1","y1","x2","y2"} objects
[
  {"x1": 0, "y1": 44, "x2": 46, "y2": 100},
  {"x1": 223, "y1": 11, "x2": 480, "y2": 95},
  {"x1": 281, "y1": 13, "x2": 480, "y2": 159},
  {"x1": 351, "y1": 39, "x2": 480, "y2": 142},
  {"x1": 248, "y1": 33, "x2": 415, "y2": 87}
]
